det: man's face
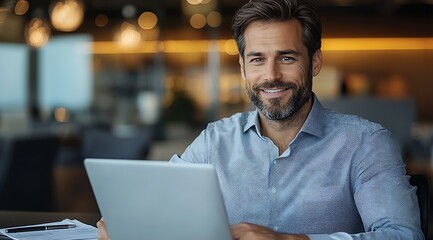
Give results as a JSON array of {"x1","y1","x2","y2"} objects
[{"x1": 240, "y1": 19, "x2": 322, "y2": 121}]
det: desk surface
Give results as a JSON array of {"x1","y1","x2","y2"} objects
[{"x1": 0, "y1": 211, "x2": 101, "y2": 228}]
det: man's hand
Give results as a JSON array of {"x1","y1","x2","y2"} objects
[
  {"x1": 96, "y1": 217, "x2": 110, "y2": 240},
  {"x1": 231, "y1": 223, "x2": 310, "y2": 240}
]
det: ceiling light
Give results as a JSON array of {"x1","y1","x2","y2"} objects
[
  {"x1": 116, "y1": 22, "x2": 141, "y2": 47},
  {"x1": 95, "y1": 14, "x2": 108, "y2": 27},
  {"x1": 182, "y1": 0, "x2": 217, "y2": 16},
  {"x1": 50, "y1": 0, "x2": 85, "y2": 32},
  {"x1": 138, "y1": 11, "x2": 158, "y2": 30},
  {"x1": 190, "y1": 13, "x2": 206, "y2": 29},
  {"x1": 25, "y1": 17, "x2": 51, "y2": 48},
  {"x1": 14, "y1": 0, "x2": 29, "y2": 16},
  {"x1": 207, "y1": 11, "x2": 221, "y2": 28},
  {"x1": 187, "y1": 0, "x2": 203, "y2": 5}
]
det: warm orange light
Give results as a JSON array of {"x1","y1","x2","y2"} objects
[
  {"x1": 186, "y1": 0, "x2": 203, "y2": 5},
  {"x1": 54, "y1": 107, "x2": 69, "y2": 122},
  {"x1": 95, "y1": 14, "x2": 108, "y2": 27},
  {"x1": 0, "y1": 7, "x2": 10, "y2": 24},
  {"x1": 207, "y1": 11, "x2": 222, "y2": 28},
  {"x1": 50, "y1": 0, "x2": 85, "y2": 32},
  {"x1": 14, "y1": 0, "x2": 29, "y2": 15},
  {"x1": 25, "y1": 18, "x2": 51, "y2": 48},
  {"x1": 224, "y1": 39, "x2": 238, "y2": 55},
  {"x1": 138, "y1": 11, "x2": 158, "y2": 30},
  {"x1": 190, "y1": 13, "x2": 206, "y2": 29},
  {"x1": 92, "y1": 37, "x2": 433, "y2": 55},
  {"x1": 116, "y1": 22, "x2": 141, "y2": 48},
  {"x1": 322, "y1": 38, "x2": 433, "y2": 51},
  {"x1": 93, "y1": 41, "x2": 159, "y2": 54}
]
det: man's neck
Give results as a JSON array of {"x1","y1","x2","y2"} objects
[{"x1": 259, "y1": 97, "x2": 313, "y2": 155}]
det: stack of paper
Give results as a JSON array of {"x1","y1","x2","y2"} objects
[{"x1": 0, "y1": 219, "x2": 98, "y2": 240}]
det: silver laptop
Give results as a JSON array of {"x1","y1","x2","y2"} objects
[{"x1": 84, "y1": 158, "x2": 232, "y2": 240}]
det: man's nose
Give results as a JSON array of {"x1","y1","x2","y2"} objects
[{"x1": 264, "y1": 61, "x2": 282, "y2": 81}]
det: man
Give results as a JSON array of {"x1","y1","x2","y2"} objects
[{"x1": 98, "y1": 0, "x2": 423, "y2": 239}]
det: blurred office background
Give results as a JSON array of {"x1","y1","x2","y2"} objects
[{"x1": 0, "y1": 0, "x2": 432, "y2": 217}]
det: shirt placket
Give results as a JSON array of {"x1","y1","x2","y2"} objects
[{"x1": 268, "y1": 140, "x2": 290, "y2": 233}]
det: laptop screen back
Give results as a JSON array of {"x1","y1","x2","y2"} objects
[{"x1": 84, "y1": 158, "x2": 232, "y2": 240}]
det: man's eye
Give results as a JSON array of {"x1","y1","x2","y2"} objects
[
  {"x1": 250, "y1": 58, "x2": 263, "y2": 63},
  {"x1": 280, "y1": 56, "x2": 295, "y2": 62}
]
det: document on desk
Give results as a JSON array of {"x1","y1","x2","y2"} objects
[{"x1": 0, "y1": 218, "x2": 97, "y2": 240}]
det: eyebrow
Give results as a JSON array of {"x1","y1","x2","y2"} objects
[
  {"x1": 245, "y1": 50, "x2": 301, "y2": 57},
  {"x1": 278, "y1": 50, "x2": 301, "y2": 56},
  {"x1": 245, "y1": 51, "x2": 263, "y2": 57}
]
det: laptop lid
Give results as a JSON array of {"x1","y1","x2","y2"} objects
[{"x1": 84, "y1": 158, "x2": 232, "y2": 240}]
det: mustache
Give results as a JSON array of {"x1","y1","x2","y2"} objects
[{"x1": 253, "y1": 81, "x2": 297, "y2": 91}]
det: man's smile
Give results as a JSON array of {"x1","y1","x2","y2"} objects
[{"x1": 261, "y1": 88, "x2": 289, "y2": 93}]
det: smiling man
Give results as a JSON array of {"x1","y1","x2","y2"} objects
[
  {"x1": 242, "y1": 20, "x2": 316, "y2": 122},
  {"x1": 97, "y1": 0, "x2": 423, "y2": 239},
  {"x1": 240, "y1": 19, "x2": 321, "y2": 155}
]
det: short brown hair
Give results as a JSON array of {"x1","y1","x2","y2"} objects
[{"x1": 232, "y1": 0, "x2": 322, "y2": 59}]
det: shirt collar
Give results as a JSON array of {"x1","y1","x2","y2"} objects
[
  {"x1": 242, "y1": 93, "x2": 326, "y2": 138},
  {"x1": 300, "y1": 93, "x2": 326, "y2": 138},
  {"x1": 243, "y1": 109, "x2": 260, "y2": 133}
]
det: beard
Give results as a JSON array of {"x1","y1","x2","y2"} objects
[{"x1": 246, "y1": 76, "x2": 312, "y2": 121}]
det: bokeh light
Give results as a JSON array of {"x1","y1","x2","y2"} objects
[
  {"x1": 26, "y1": 18, "x2": 51, "y2": 48},
  {"x1": 117, "y1": 22, "x2": 141, "y2": 47},
  {"x1": 50, "y1": 0, "x2": 85, "y2": 32},
  {"x1": 207, "y1": 11, "x2": 221, "y2": 27},
  {"x1": 14, "y1": 0, "x2": 29, "y2": 15},
  {"x1": 190, "y1": 13, "x2": 206, "y2": 29},
  {"x1": 122, "y1": 4, "x2": 136, "y2": 18},
  {"x1": 138, "y1": 11, "x2": 158, "y2": 30},
  {"x1": 95, "y1": 14, "x2": 108, "y2": 27}
]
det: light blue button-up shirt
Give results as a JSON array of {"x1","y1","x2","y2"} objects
[{"x1": 170, "y1": 95, "x2": 423, "y2": 239}]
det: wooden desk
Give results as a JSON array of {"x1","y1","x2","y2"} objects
[{"x1": 0, "y1": 211, "x2": 101, "y2": 228}]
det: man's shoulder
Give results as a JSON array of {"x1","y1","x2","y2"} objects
[{"x1": 323, "y1": 108, "x2": 386, "y2": 135}]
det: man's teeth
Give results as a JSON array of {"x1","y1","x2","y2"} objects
[{"x1": 263, "y1": 89, "x2": 285, "y2": 93}]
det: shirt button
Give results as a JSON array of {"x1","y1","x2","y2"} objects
[
  {"x1": 273, "y1": 160, "x2": 277, "y2": 165},
  {"x1": 273, "y1": 226, "x2": 279, "y2": 232},
  {"x1": 271, "y1": 187, "x2": 277, "y2": 194}
]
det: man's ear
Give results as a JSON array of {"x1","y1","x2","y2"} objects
[
  {"x1": 239, "y1": 55, "x2": 246, "y2": 80},
  {"x1": 312, "y1": 49, "x2": 323, "y2": 76}
]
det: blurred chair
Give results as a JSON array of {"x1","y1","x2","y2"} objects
[
  {"x1": 409, "y1": 174, "x2": 430, "y2": 238},
  {"x1": 82, "y1": 126, "x2": 153, "y2": 160},
  {"x1": 0, "y1": 135, "x2": 60, "y2": 211}
]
